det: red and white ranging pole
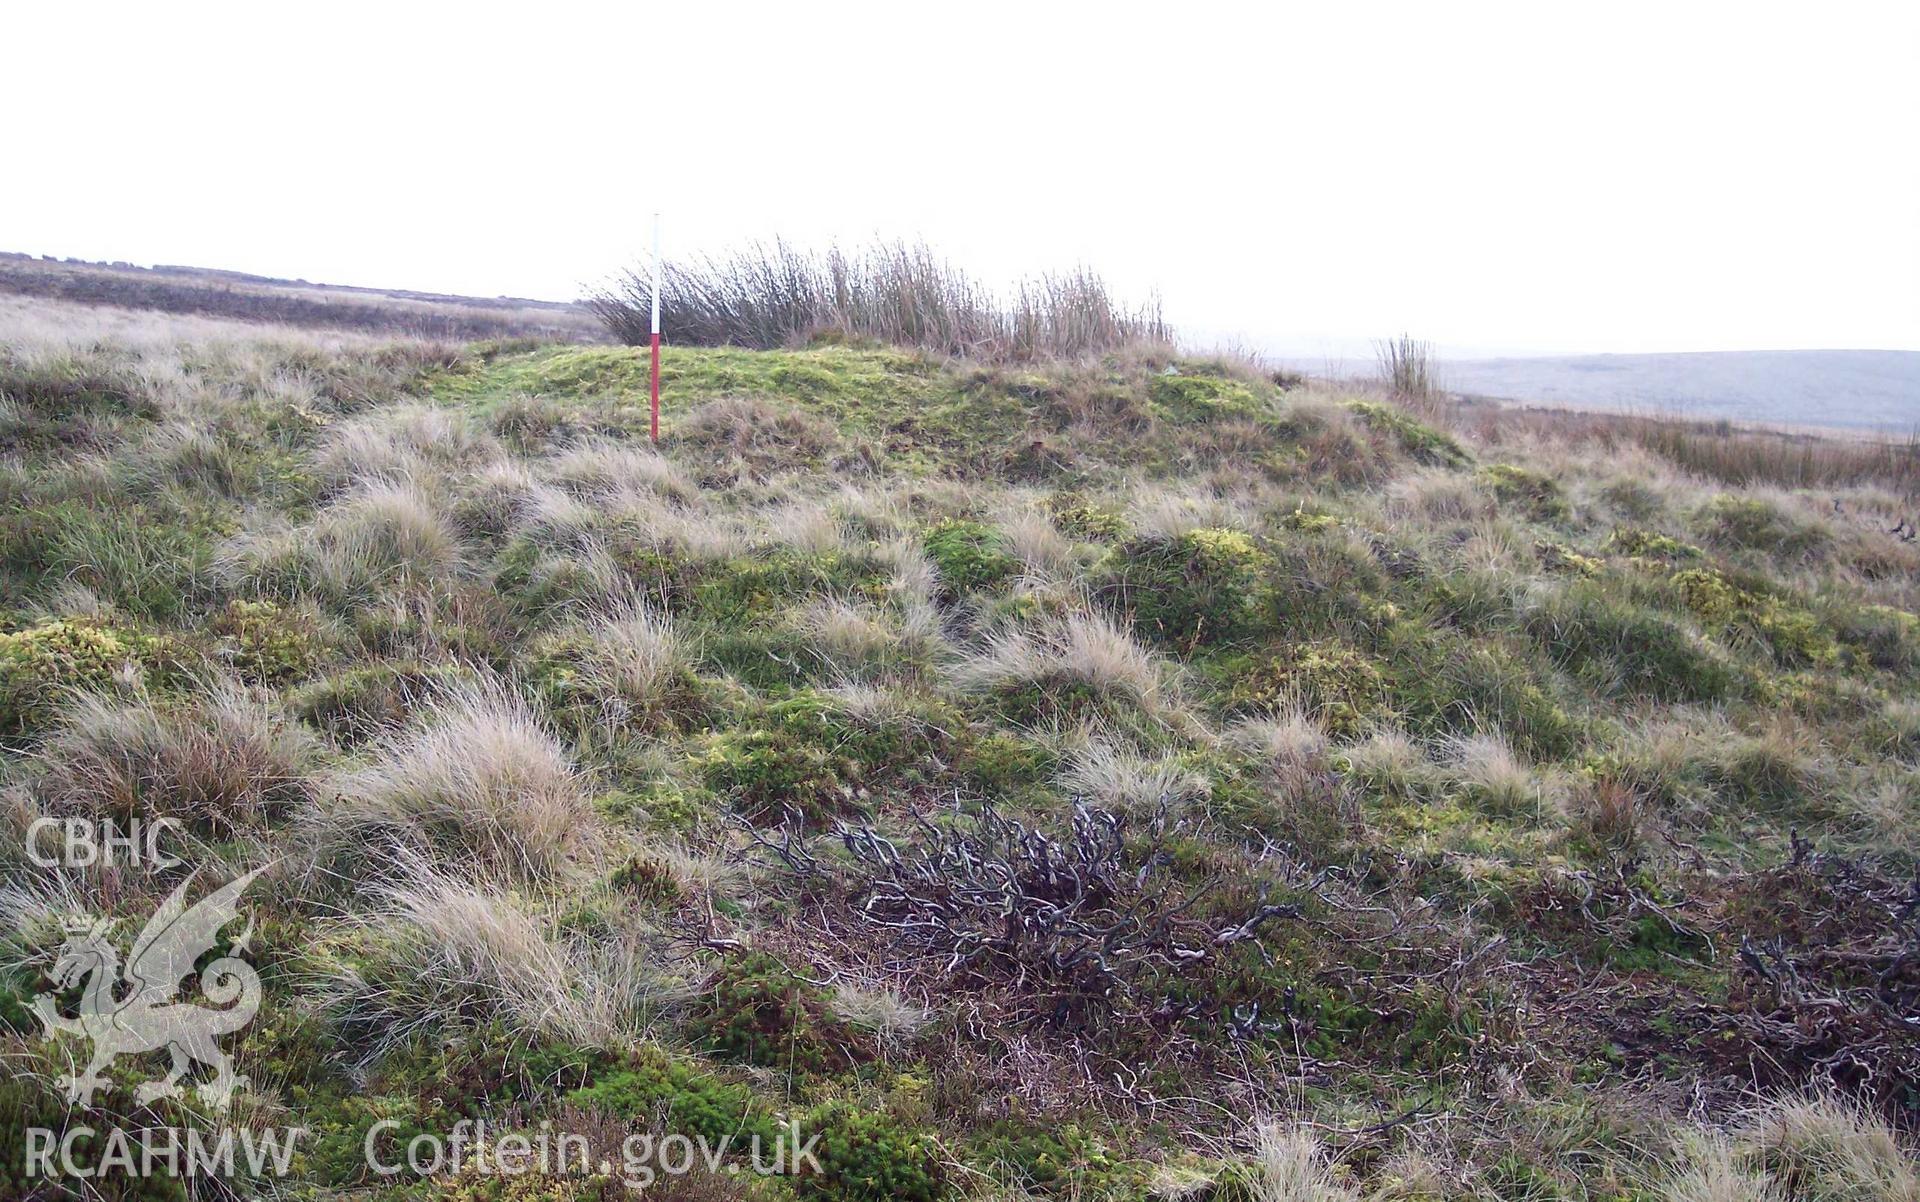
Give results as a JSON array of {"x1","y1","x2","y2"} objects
[{"x1": 649, "y1": 212, "x2": 662, "y2": 443}]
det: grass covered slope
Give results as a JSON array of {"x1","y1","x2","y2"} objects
[{"x1": 3, "y1": 310, "x2": 1918, "y2": 1200}]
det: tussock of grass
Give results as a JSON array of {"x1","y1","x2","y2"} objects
[
  {"x1": 1127, "y1": 490, "x2": 1255, "y2": 540},
  {"x1": 1245, "y1": 1126, "x2": 1361, "y2": 1202},
  {"x1": 759, "y1": 501, "x2": 849, "y2": 556},
  {"x1": 1059, "y1": 736, "x2": 1210, "y2": 812},
  {"x1": 1386, "y1": 467, "x2": 1493, "y2": 523},
  {"x1": 314, "y1": 404, "x2": 498, "y2": 488},
  {"x1": 1654, "y1": 1095, "x2": 1920, "y2": 1202},
  {"x1": 573, "y1": 595, "x2": 689, "y2": 711},
  {"x1": 793, "y1": 595, "x2": 917, "y2": 680},
  {"x1": 37, "y1": 683, "x2": 316, "y2": 838},
  {"x1": 225, "y1": 479, "x2": 463, "y2": 605},
  {"x1": 313, "y1": 479, "x2": 462, "y2": 583},
  {"x1": 1442, "y1": 732, "x2": 1550, "y2": 818},
  {"x1": 325, "y1": 675, "x2": 596, "y2": 881},
  {"x1": 1230, "y1": 709, "x2": 1331, "y2": 777},
  {"x1": 1000, "y1": 507, "x2": 1079, "y2": 577},
  {"x1": 1662, "y1": 1133, "x2": 1785, "y2": 1202},
  {"x1": 323, "y1": 863, "x2": 678, "y2": 1055},
  {"x1": 828, "y1": 980, "x2": 933, "y2": 1049},
  {"x1": 955, "y1": 611, "x2": 1177, "y2": 721},
  {"x1": 548, "y1": 440, "x2": 695, "y2": 506},
  {"x1": 1740, "y1": 1095, "x2": 1920, "y2": 1202},
  {"x1": 676, "y1": 396, "x2": 842, "y2": 473},
  {"x1": 1338, "y1": 725, "x2": 1433, "y2": 798}
]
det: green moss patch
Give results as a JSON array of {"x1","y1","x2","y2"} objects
[
  {"x1": 922, "y1": 518, "x2": 1018, "y2": 599},
  {"x1": 0, "y1": 617, "x2": 139, "y2": 740},
  {"x1": 1479, "y1": 463, "x2": 1568, "y2": 521},
  {"x1": 1100, "y1": 526, "x2": 1268, "y2": 648},
  {"x1": 1343, "y1": 399, "x2": 1469, "y2": 465},
  {"x1": 1149, "y1": 373, "x2": 1264, "y2": 423},
  {"x1": 691, "y1": 951, "x2": 863, "y2": 1074}
]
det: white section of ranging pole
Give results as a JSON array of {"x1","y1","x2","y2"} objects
[{"x1": 651, "y1": 212, "x2": 661, "y2": 336}]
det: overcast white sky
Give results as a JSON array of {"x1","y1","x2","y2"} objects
[{"x1": 5, "y1": 2, "x2": 1916, "y2": 355}]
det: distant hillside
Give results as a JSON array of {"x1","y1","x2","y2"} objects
[
  {"x1": 1436, "y1": 349, "x2": 1920, "y2": 432},
  {"x1": 0, "y1": 252, "x2": 605, "y2": 342}
]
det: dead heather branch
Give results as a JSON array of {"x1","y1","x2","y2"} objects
[{"x1": 747, "y1": 797, "x2": 1304, "y2": 1028}]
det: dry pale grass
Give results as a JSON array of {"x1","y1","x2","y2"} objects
[
  {"x1": 571, "y1": 592, "x2": 691, "y2": 718},
  {"x1": 829, "y1": 980, "x2": 933, "y2": 1049},
  {"x1": 548, "y1": 440, "x2": 694, "y2": 506},
  {"x1": 794, "y1": 595, "x2": 907, "y2": 679},
  {"x1": 876, "y1": 535, "x2": 942, "y2": 608},
  {"x1": 1000, "y1": 507, "x2": 1080, "y2": 577},
  {"x1": 37, "y1": 684, "x2": 316, "y2": 838},
  {"x1": 955, "y1": 611, "x2": 1176, "y2": 718},
  {"x1": 811, "y1": 684, "x2": 923, "y2": 731},
  {"x1": 1383, "y1": 468, "x2": 1492, "y2": 524},
  {"x1": 758, "y1": 500, "x2": 849, "y2": 555},
  {"x1": 325, "y1": 676, "x2": 597, "y2": 881},
  {"x1": 1229, "y1": 709, "x2": 1333, "y2": 803},
  {"x1": 1450, "y1": 518, "x2": 1536, "y2": 577},
  {"x1": 1881, "y1": 698, "x2": 1920, "y2": 753},
  {"x1": 1662, "y1": 1134, "x2": 1786, "y2": 1202},
  {"x1": 504, "y1": 476, "x2": 608, "y2": 552},
  {"x1": 309, "y1": 480, "x2": 463, "y2": 590},
  {"x1": 556, "y1": 490, "x2": 745, "y2": 566},
  {"x1": 1230, "y1": 709, "x2": 1330, "y2": 771},
  {"x1": 833, "y1": 483, "x2": 912, "y2": 540},
  {"x1": 1651, "y1": 1094, "x2": 1920, "y2": 1202},
  {"x1": 1443, "y1": 732, "x2": 1547, "y2": 816},
  {"x1": 1060, "y1": 736, "x2": 1210, "y2": 812},
  {"x1": 0, "y1": 861, "x2": 100, "y2": 941},
  {"x1": 1244, "y1": 1126, "x2": 1361, "y2": 1202},
  {"x1": 1128, "y1": 489, "x2": 1254, "y2": 540},
  {"x1": 872, "y1": 535, "x2": 952, "y2": 665},
  {"x1": 1738, "y1": 1094, "x2": 1920, "y2": 1202},
  {"x1": 454, "y1": 460, "x2": 558, "y2": 537},
  {"x1": 323, "y1": 862, "x2": 678, "y2": 1055},
  {"x1": 224, "y1": 479, "x2": 463, "y2": 604},
  {"x1": 27, "y1": 582, "x2": 113, "y2": 622},
  {"x1": 314, "y1": 404, "x2": 499, "y2": 489},
  {"x1": 1839, "y1": 772, "x2": 1920, "y2": 857},
  {"x1": 1339, "y1": 726, "x2": 1427, "y2": 778}
]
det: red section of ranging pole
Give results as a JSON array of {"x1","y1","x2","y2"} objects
[
  {"x1": 649, "y1": 331, "x2": 661, "y2": 443},
  {"x1": 649, "y1": 211, "x2": 663, "y2": 443}
]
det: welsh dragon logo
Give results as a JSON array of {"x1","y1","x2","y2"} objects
[{"x1": 32, "y1": 867, "x2": 265, "y2": 1110}]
